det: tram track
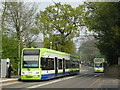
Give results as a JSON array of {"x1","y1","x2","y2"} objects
[
  {"x1": 26, "y1": 73, "x2": 101, "y2": 88},
  {"x1": 2, "y1": 73, "x2": 90, "y2": 89}
]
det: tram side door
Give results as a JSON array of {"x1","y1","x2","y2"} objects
[
  {"x1": 63, "y1": 58, "x2": 65, "y2": 75},
  {"x1": 55, "y1": 57, "x2": 58, "y2": 76}
]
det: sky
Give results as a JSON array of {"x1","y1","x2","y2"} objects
[
  {"x1": 1, "y1": 0, "x2": 119, "y2": 2},
  {"x1": 38, "y1": 1, "x2": 83, "y2": 11}
]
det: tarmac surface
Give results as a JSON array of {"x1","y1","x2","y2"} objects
[{"x1": 0, "y1": 65, "x2": 119, "y2": 89}]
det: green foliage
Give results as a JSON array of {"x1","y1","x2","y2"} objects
[
  {"x1": 78, "y1": 40, "x2": 101, "y2": 64},
  {"x1": 36, "y1": 3, "x2": 84, "y2": 54},
  {"x1": 2, "y1": 2, "x2": 39, "y2": 47},
  {"x1": 10, "y1": 59, "x2": 18, "y2": 75},
  {"x1": 44, "y1": 35, "x2": 76, "y2": 55},
  {"x1": 84, "y1": 2, "x2": 120, "y2": 65},
  {"x1": 0, "y1": 28, "x2": 2, "y2": 59},
  {"x1": 1, "y1": 2, "x2": 38, "y2": 75},
  {"x1": 2, "y1": 35, "x2": 20, "y2": 75},
  {"x1": 2, "y1": 35, "x2": 18, "y2": 59}
]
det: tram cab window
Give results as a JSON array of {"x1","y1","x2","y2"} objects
[
  {"x1": 95, "y1": 63, "x2": 102, "y2": 67},
  {"x1": 41, "y1": 58, "x2": 54, "y2": 70}
]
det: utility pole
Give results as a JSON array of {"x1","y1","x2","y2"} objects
[
  {"x1": 50, "y1": 42, "x2": 52, "y2": 49},
  {"x1": 18, "y1": 40, "x2": 21, "y2": 75}
]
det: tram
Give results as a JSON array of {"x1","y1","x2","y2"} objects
[
  {"x1": 94, "y1": 58, "x2": 105, "y2": 73},
  {"x1": 20, "y1": 48, "x2": 80, "y2": 80}
]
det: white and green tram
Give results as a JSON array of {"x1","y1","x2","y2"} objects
[
  {"x1": 94, "y1": 58, "x2": 105, "y2": 73},
  {"x1": 20, "y1": 48, "x2": 80, "y2": 80}
]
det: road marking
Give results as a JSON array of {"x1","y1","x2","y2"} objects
[
  {"x1": 79, "y1": 74, "x2": 99, "y2": 84},
  {"x1": 27, "y1": 75, "x2": 79, "y2": 88},
  {"x1": 94, "y1": 75, "x2": 98, "y2": 77},
  {"x1": 88, "y1": 78, "x2": 100, "y2": 88},
  {"x1": 27, "y1": 73, "x2": 89, "y2": 88}
]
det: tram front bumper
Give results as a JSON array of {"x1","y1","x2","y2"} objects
[
  {"x1": 94, "y1": 68, "x2": 104, "y2": 72},
  {"x1": 21, "y1": 75, "x2": 41, "y2": 80}
]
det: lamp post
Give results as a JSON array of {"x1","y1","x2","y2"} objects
[
  {"x1": 50, "y1": 42, "x2": 52, "y2": 49},
  {"x1": 18, "y1": 40, "x2": 21, "y2": 75}
]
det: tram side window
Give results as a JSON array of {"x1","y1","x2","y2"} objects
[
  {"x1": 71, "y1": 61, "x2": 79, "y2": 68},
  {"x1": 75, "y1": 61, "x2": 79, "y2": 68},
  {"x1": 66, "y1": 60, "x2": 70, "y2": 69},
  {"x1": 48, "y1": 58, "x2": 54, "y2": 70},
  {"x1": 66, "y1": 60, "x2": 68, "y2": 68},
  {"x1": 72, "y1": 61, "x2": 75, "y2": 68},
  {"x1": 41, "y1": 58, "x2": 54, "y2": 70},
  {"x1": 41, "y1": 58, "x2": 47, "y2": 70},
  {"x1": 77, "y1": 61, "x2": 79, "y2": 68},
  {"x1": 58, "y1": 59, "x2": 62, "y2": 69}
]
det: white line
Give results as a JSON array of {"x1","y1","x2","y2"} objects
[
  {"x1": 88, "y1": 78, "x2": 100, "y2": 88},
  {"x1": 27, "y1": 75, "x2": 78, "y2": 88},
  {"x1": 76, "y1": 74, "x2": 99, "y2": 85},
  {"x1": 28, "y1": 74, "x2": 98, "y2": 88}
]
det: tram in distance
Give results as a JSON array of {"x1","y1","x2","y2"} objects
[
  {"x1": 94, "y1": 58, "x2": 105, "y2": 73},
  {"x1": 20, "y1": 48, "x2": 80, "y2": 80}
]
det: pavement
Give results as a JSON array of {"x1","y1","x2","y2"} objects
[{"x1": 0, "y1": 75, "x2": 19, "y2": 83}]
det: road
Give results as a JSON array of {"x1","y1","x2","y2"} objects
[{"x1": 1, "y1": 66, "x2": 119, "y2": 89}]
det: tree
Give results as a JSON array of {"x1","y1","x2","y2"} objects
[
  {"x1": 44, "y1": 35, "x2": 77, "y2": 54},
  {"x1": 2, "y1": 34, "x2": 19, "y2": 75},
  {"x1": 2, "y1": 2, "x2": 39, "y2": 47},
  {"x1": 0, "y1": 30, "x2": 2, "y2": 59},
  {"x1": 1, "y1": 2, "x2": 39, "y2": 75},
  {"x1": 36, "y1": 3, "x2": 84, "y2": 53},
  {"x1": 84, "y1": 2, "x2": 120, "y2": 65},
  {"x1": 78, "y1": 40, "x2": 101, "y2": 65}
]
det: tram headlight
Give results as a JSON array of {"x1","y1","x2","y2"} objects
[
  {"x1": 21, "y1": 71, "x2": 25, "y2": 75},
  {"x1": 35, "y1": 71, "x2": 40, "y2": 75},
  {"x1": 94, "y1": 68, "x2": 97, "y2": 70}
]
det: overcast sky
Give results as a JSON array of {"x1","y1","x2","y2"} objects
[{"x1": 38, "y1": 2, "x2": 83, "y2": 11}]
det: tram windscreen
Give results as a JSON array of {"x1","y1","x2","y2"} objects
[
  {"x1": 23, "y1": 49, "x2": 40, "y2": 68},
  {"x1": 95, "y1": 63, "x2": 102, "y2": 67}
]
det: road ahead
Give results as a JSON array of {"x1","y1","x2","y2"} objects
[{"x1": 2, "y1": 66, "x2": 119, "y2": 89}]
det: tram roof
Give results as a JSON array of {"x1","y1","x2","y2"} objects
[
  {"x1": 40, "y1": 48, "x2": 69, "y2": 56},
  {"x1": 23, "y1": 48, "x2": 79, "y2": 58}
]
